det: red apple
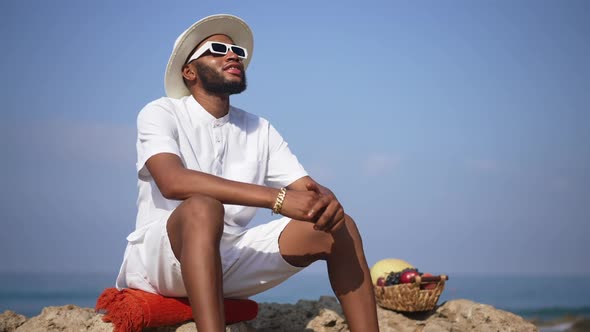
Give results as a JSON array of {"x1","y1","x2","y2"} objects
[
  {"x1": 420, "y1": 273, "x2": 437, "y2": 290},
  {"x1": 399, "y1": 269, "x2": 419, "y2": 284}
]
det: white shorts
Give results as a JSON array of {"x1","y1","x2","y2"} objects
[{"x1": 116, "y1": 216, "x2": 303, "y2": 299}]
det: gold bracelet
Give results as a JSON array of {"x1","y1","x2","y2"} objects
[{"x1": 272, "y1": 187, "x2": 287, "y2": 215}]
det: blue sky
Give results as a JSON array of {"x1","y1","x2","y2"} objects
[{"x1": 1, "y1": 0, "x2": 588, "y2": 277}]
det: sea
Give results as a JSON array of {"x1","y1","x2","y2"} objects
[{"x1": 1, "y1": 272, "x2": 589, "y2": 331}]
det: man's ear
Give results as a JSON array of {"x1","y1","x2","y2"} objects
[{"x1": 182, "y1": 64, "x2": 197, "y2": 82}]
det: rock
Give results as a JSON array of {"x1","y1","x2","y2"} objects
[
  {"x1": 374, "y1": 299, "x2": 538, "y2": 332},
  {"x1": 0, "y1": 310, "x2": 27, "y2": 332},
  {"x1": 249, "y1": 296, "x2": 345, "y2": 331},
  {"x1": 0, "y1": 298, "x2": 539, "y2": 332},
  {"x1": 5, "y1": 305, "x2": 249, "y2": 332},
  {"x1": 144, "y1": 321, "x2": 253, "y2": 331},
  {"x1": 14, "y1": 305, "x2": 112, "y2": 332},
  {"x1": 305, "y1": 309, "x2": 348, "y2": 331},
  {"x1": 250, "y1": 298, "x2": 538, "y2": 332},
  {"x1": 567, "y1": 318, "x2": 590, "y2": 332}
]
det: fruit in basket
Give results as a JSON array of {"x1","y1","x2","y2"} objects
[
  {"x1": 420, "y1": 273, "x2": 436, "y2": 290},
  {"x1": 376, "y1": 277, "x2": 386, "y2": 286},
  {"x1": 370, "y1": 258, "x2": 415, "y2": 285},
  {"x1": 385, "y1": 271, "x2": 401, "y2": 286},
  {"x1": 381, "y1": 268, "x2": 419, "y2": 286},
  {"x1": 399, "y1": 269, "x2": 420, "y2": 284}
]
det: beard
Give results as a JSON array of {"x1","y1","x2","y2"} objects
[{"x1": 195, "y1": 62, "x2": 247, "y2": 95}]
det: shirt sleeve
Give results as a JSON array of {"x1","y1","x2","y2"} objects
[
  {"x1": 136, "y1": 100, "x2": 181, "y2": 177},
  {"x1": 265, "y1": 123, "x2": 308, "y2": 188}
]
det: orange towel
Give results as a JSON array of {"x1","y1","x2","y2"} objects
[{"x1": 95, "y1": 288, "x2": 258, "y2": 332}]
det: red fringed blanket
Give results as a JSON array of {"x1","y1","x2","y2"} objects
[{"x1": 95, "y1": 288, "x2": 258, "y2": 332}]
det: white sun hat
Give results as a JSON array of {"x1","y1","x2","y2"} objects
[{"x1": 164, "y1": 14, "x2": 254, "y2": 99}]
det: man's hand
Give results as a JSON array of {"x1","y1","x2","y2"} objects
[
  {"x1": 278, "y1": 189, "x2": 321, "y2": 222},
  {"x1": 305, "y1": 182, "x2": 346, "y2": 232}
]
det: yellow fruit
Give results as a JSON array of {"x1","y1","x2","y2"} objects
[{"x1": 370, "y1": 258, "x2": 415, "y2": 285}]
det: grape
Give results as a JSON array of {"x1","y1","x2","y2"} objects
[{"x1": 384, "y1": 268, "x2": 420, "y2": 286}]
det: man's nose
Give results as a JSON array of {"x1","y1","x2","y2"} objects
[{"x1": 226, "y1": 50, "x2": 240, "y2": 61}]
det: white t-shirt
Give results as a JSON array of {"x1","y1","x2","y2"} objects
[{"x1": 132, "y1": 95, "x2": 307, "y2": 236}]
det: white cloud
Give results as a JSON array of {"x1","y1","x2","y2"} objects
[
  {"x1": 363, "y1": 153, "x2": 401, "y2": 176},
  {"x1": 465, "y1": 158, "x2": 500, "y2": 173}
]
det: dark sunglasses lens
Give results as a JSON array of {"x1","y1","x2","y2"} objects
[
  {"x1": 211, "y1": 43, "x2": 228, "y2": 53},
  {"x1": 231, "y1": 46, "x2": 246, "y2": 57}
]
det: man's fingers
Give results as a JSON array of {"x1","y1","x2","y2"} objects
[
  {"x1": 328, "y1": 208, "x2": 346, "y2": 232},
  {"x1": 306, "y1": 182, "x2": 321, "y2": 193},
  {"x1": 314, "y1": 201, "x2": 340, "y2": 231},
  {"x1": 307, "y1": 195, "x2": 330, "y2": 218},
  {"x1": 323, "y1": 205, "x2": 344, "y2": 232}
]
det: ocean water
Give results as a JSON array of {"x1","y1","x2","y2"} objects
[{"x1": 1, "y1": 272, "x2": 589, "y2": 325}]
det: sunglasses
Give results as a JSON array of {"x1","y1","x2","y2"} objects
[{"x1": 186, "y1": 41, "x2": 248, "y2": 64}]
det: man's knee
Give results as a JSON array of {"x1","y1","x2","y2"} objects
[
  {"x1": 169, "y1": 194, "x2": 225, "y2": 237},
  {"x1": 314, "y1": 215, "x2": 362, "y2": 260},
  {"x1": 184, "y1": 194, "x2": 224, "y2": 217},
  {"x1": 334, "y1": 214, "x2": 357, "y2": 233},
  {"x1": 332, "y1": 214, "x2": 364, "y2": 248}
]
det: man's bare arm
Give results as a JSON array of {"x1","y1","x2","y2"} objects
[{"x1": 146, "y1": 153, "x2": 319, "y2": 221}]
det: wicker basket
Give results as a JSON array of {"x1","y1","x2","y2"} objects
[{"x1": 374, "y1": 274, "x2": 448, "y2": 312}]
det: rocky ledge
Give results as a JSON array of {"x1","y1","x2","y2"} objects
[{"x1": 1, "y1": 297, "x2": 539, "y2": 332}]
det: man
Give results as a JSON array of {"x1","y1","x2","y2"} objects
[{"x1": 116, "y1": 14, "x2": 379, "y2": 331}]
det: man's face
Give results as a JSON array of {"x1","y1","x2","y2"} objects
[{"x1": 189, "y1": 34, "x2": 247, "y2": 95}]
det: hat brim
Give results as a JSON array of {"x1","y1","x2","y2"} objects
[{"x1": 164, "y1": 14, "x2": 253, "y2": 99}]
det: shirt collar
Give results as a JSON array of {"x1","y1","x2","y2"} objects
[{"x1": 185, "y1": 95, "x2": 231, "y2": 126}]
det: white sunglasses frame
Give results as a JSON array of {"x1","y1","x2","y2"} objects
[{"x1": 186, "y1": 41, "x2": 248, "y2": 64}]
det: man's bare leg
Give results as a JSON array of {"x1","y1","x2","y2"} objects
[
  {"x1": 279, "y1": 216, "x2": 379, "y2": 332},
  {"x1": 167, "y1": 195, "x2": 226, "y2": 331}
]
